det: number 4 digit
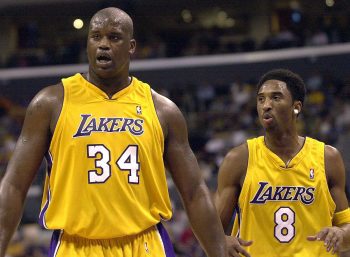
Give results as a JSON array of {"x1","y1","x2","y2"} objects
[{"x1": 116, "y1": 145, "x2": 140, "y2": 184}]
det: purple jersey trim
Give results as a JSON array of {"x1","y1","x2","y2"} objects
[
  {"x1": 234, "y1": 204, "x2": 241, "y2": 237},
  {"x1": 156, "y1": 223, "x2": 176, "y2": 257},
  {"x1": 45, "y1": 151, "x2": 53, "y2": 177},
  {"x1": 39, "y1": 151, "x2": 53, "y2": 228},
  {"x1": 38, "y1": 189, "x2": 50, "y2": 228},
  {"x1": 49, "y1": 230, "x2": 62, "y2": 257}
]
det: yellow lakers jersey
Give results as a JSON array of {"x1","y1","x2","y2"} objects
[
  {"x1": 232, "y1": 136, "x2": 337, "y2": 257},
  {"x1": 39, "y1": 73, "x2": 172, "y2": 239}
]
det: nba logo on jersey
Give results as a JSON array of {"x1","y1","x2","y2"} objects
[
  {"x1": 309, "y1": 168, "x2": 315, "y2": 180},
  {"x1": 136, "y1": 105, "x2": 142, "y2": 115},
  {"x1": 144, "y1": 242, "x2": 150, "y2": 254}
]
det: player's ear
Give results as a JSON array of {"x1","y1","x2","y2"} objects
[
  {"x1": 293, "y1": 100, "x2": 303, "y2": 114},
  {"x1": 293, "y1": 101, "x2": 302, "y2": 116},
  {"x1": 129, "y1": 39, "x2": 136, "y2": 55}
]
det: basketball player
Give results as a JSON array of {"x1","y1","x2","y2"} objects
[
  {"x1": 215, "y1": 69, "x2": 350, "y2": 257},
  {"x1": 0, "y1": 7, "x2": 228, "y2": 257}
]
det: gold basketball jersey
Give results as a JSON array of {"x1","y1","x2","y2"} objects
[
  {"x1": 39, "y1": 73, "x2": 172, "y2": 239},
  {"x1": 232, "y1": 136, "x2": 337, "y2": 257}
]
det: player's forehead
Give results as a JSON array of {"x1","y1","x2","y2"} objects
[
  {"x1": 90, "y1": 15, "x2": 124, "y2": 30},
  {"x1": 258, "y1": 79, "x2": 289, "y2": 95}
]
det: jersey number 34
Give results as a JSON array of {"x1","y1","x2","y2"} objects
[{"x1": 87, "y1": 144, "x2": 140, "y2": 184}]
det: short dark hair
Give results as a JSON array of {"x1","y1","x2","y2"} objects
[{"x1": 256, "y1": 69, "x2": 306, "y2": 104}]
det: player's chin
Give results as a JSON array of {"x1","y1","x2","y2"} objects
[
  {"x1": 261, "y1": 122, "x2": 277, "y2": 132},
  {"x1": 260, "y1": 120, "x2": 272, "y2": 129},
  {"x1": 94, "y1": 67, "x2": 117, "y2": 78}
]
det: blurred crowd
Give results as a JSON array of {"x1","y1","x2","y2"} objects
[
  {"x1": 2, "y1": 15, "x2": 350, "y2": 68},
  {"x1": 1, "y1": 69, "x2": 350, "y2": 256}
]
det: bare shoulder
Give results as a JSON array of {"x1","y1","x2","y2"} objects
[
  {"x1": 324, "y1": 145, "x2": 349, "y2": 212},
  {"x1": 325, "y1": 144, "x2": 342, "y2": 160},
  {"x1": 26, "y1": 82, "x2": 64, "y2": 132},
  {"x1": 151, "y1": 89, "x2": 185, "y2": 138},
  {"x1": 224, "y1": 143, "x2": 249, "y2": 164},
  {"x1": 151, "y1": 89, "x2": 180, "y2": 116},
  {"x1": 32, "y1": 83, "x2": 63, "y2": 106},
  {"x1": 324, "y1": 144, "x2": 346, "y2": 184},
  {"x1": 218, "y1": 143, "x2": 249, "y2": 187},
  {"x1": 324, "y1": 144, "x2": 344, "y2": 171}
]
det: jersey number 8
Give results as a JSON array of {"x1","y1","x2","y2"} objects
[{"x1": 274, "y1": 207, "x2": 295, "y2": 243}]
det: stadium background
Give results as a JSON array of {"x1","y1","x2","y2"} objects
[{"x1": 1, "y1": 0, "x2": 350, "y2": 256}]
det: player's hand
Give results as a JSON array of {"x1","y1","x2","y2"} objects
[
  {"x1": 226, "y1": 235, "x2": 252, "y2": 257},
  {"x1": 307, "y1": 226, "x2": 345, "y2": 254}
]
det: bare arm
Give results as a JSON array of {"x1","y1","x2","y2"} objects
[
  {"x1": 308, "y1": 145, "x2": 350, "y2": 253},
  {"x1": 326, "y1": 145, "x2": 350, "y2": 252},
  {"x1": 215, "y1": 144, "x2": 252, "y2": 257},
  {"x1": 0, "y1": 84, "x2": 62, "y2": 257},
  {"x1": 153, "y1": 91, "x2": 227, "y2": 257},
  {"x1": 215, "y1": 144, "x2": 248, "y2": 230}
]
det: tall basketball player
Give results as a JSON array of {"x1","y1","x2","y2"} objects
[
  {"x1": 215, "y1": 69, "x2": 350, "y2": 257},
  {"x1": 0, "y1": 7, "x2": 228, "y2": 257}
]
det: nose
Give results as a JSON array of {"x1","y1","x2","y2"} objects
[
  {"x1": 262, "y1": 98, "x2": 272, "y2": 111},
  {"x1": 98, "y1": 36, "x2": 110, "y2": 50}
]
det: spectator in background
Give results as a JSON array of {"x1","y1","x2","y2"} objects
[{"x1": 307, "y1": 28, "x2": 329, "y2": 46}]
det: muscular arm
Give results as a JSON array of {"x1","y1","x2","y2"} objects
[
  {"x1": 214, "y1": 144, "x2": 252, "y2": 257},
  {"x1": 215, "y1": 144, "x2": 248, "y2": 231},
  {"x1": 308, "y1": 145, "x2": 350, "y2": 253},
  {"x1": 152, "y1": 91, "x2": 227, "y2": 257},
  {"x1": 326, "y1": 145, "x2": 350, "y2": 251},
  {"x1": 0, "y1": 85, "x2": 62, "y2": 257}
]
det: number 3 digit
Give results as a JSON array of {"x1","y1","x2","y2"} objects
[{"x1": 87, "y1": 144, "x2": 111, "y2": 183}]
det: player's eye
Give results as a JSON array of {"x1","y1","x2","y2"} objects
[{"x1": 91, "y1": 34, "x2": 100, "y2": 40}]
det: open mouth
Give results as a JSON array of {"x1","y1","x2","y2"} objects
[
  {"x1": 262, "y1": 113, "x2": 273, "y2": 123},
  {"x1": 263, "y1": 113, "x2": 272, "y2": 119},
  {"x1": 96, "y1": 53, "x2": 112, "y2": 64}
]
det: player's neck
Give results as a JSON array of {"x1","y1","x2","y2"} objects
[
  {"x1": 264, "y1": 132, "x2": 305, "y2": 166},
  {"x1": 264, "y1": 131, "x2": 300, "y2": 148},
  {"x1": 86, "y1": 73, "x2": 132, "y2": 98}
]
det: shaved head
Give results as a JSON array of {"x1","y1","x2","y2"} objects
[{"x1": 90, "y1": 7, "x2": 134, "y2": 38}]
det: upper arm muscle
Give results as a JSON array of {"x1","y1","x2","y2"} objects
[
  {"x1": 152, "y1": 90, "x2": 203, "y2": 202},
  {"x1": 215, "y1": 144, "x2": 248, "y2": 229},
  {"x1": 325, "y1": 145, "x2": 349, "y2": 212},
  {"x1": 3, "y1": 85, "x2": 61, "y2": 197}
]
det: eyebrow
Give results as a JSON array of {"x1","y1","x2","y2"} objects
[
  {"x1": 257, "y1": 91, "x2": 283, "y2": 97},
  {"x1": 258, "y1": 91, "x2": 283, "y2": 95},
  {"x1": 89, "y1": 28, "x2": 123, "y2": 34}
]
